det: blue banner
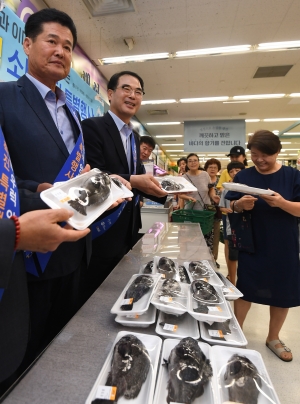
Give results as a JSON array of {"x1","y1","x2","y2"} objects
[{"x1": 0, "y1": 6, "x2": 104, "y2": 119}]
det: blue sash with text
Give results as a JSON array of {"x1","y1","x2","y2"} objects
[
  {"x1": 24, "y1": 103, "x2": 85, "y2": 276},
  {"x1": 0, "y1": 126, "x2": 20, "y2": 301}
]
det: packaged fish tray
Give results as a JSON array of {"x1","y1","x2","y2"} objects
[
  {"x1": 155, "y1": 310, "x2": 200, "y2": 340},
  {"x1": 199, "y1": 301, "x2": 248, "y2": 347},
  {"x1": 140, "y1": 256, "x2": 190, "y2": 284},
  {"x1": 41, "y1": 168, "x2": 133, "y2": 230},
  {"x1": 151, "y1": 280, "x2": 189, "y2": 316},
  {"x1": 184, "y1": 260, "x2": 224, "y2": 287},
  {"x1": 115, "y1": 304, "x2": 157, "y2": 328},
  {"x1": 155, "y1": 175, "x2": 197, "y2": 194},
  {"x1": 152, "y1": 338, "x2": 217, "y2": 404},
  {"x1": 110, "y1": 274, "x2": 161, "y2": 316},
  {"x1": 187, "y1": 282, "x2": 232, "y2": 323},
  {"x1": 215, "y1": 271, "x2": 244, "y2": 300},
  {"x1": 211, "y1": 345, "x2": 280, "y2": 404},
  {"x1": 85, "y1": 331, "x2": 162, "y2": 404}
]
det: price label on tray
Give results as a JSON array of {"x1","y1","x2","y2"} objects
[
  {"x1": 208, "y1": 329, "x2": 224, "y2": 338},
  {"x1": 160, "y1": 296, "x2": 173, "y2": 303},
  {"x1": 223, "y1": 287, "x2": 234, "y2": 293},
  {"x1": 95, "y1": 385, "x2": 117, "y2": 401},
  {"x1": 121, "y1": 298, "x2": 133, "y2": 306},
  {"x1": 163, "y1": 323, "x2": 178, "y2": 332},
  {"x1": 207, "y1": 306, "x2": 222, "y2": 312},
  {"x1": 126, "y1": 314, "x2": 139, "y2": 319},
  {"x1": 51, "y1": 188, "x2": 70, "y2": 203}
]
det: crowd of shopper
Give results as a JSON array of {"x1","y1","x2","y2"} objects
[{"x1": 1, "y1": 7, "x2": 298, "y2": 399}]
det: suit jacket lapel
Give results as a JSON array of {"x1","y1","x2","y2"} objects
[
  {"x1": 104, "y1": 112, "x2": 129, "y2": 173},
  {"x1": 18, "y1": 76, "x2": 69, "y2": 158}
]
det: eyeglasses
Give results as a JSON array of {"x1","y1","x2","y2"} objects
[{"x1": 116, "y1": 85, "x2": 145, "y2": 97}]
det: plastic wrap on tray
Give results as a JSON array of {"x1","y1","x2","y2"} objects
[
  {"x1": 155, "y1": 310, "x2": 200, "y2": 339},
  {"x1": 211, "y1": 345, "x2": 281, "y2": 404},
  {"x1": 85, "y1": 331, "x2": 162, "y2": 404},
  {"x1": 151, "y1": 280, "x2": 189, "y2": 316}
]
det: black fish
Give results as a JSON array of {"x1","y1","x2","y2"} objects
[
  {"x1": 92, "y1": 335, "x2": 150, "y2": 403},
  {"x1": 111, "y1": 176, "x2": 123, "y2": 188},
  {"x1": 224, "y1": 354, "x2": 262, "y2": 404},
  {"x1": 193, "y1": 302, "x2": 208, "y2": 314},
  {"x1": 191, "y1": 280, "x2": 220, "y2": 304},
  {"x1": 161, "y1": 179, "x2": 184, "y2": 191},
  {"x1": 207, "y1": 319, "x2": 231, "y2": 340},
  {"x1": 121, "y1": 275, "x2": 154, "y2": 311},
  {"x1": 68, "y1": 173, "x2": 111, "y2": 216},
  {"x1": 143, "y1": 260, "x2": 154, "y2": 274},
  {"x1": 166, "y1": 337, "x2": 213, "y2": 404},
  {"x1": 158, "y1": 257, "x2": 176, "y2": 279},
  {"x1": 159, "y1": 313, "x2": 179, "y2": 327},
  {"x1": 178, "y1": 265, "x2": 190, "y2": 283},
  {"x1": 158, "y1": 278, "x2": 181, "y2": 297},
  {"x1": 189, "y1": 261, "x2": 210, "y2": 279}
]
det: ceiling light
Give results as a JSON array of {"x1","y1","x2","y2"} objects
[
  {"x1": 264, "y1": 118, "x2": 300, "y2": 122},
  {"x1": 233, "y1": 94, "x2": 285, "y2": 100},
  {"x1": 288, "y1": 154, "x2": 298, "y2": 156},
  {"x1": 280, "y1": 148, "x2": 300, "y2": 151},
  {"x1": 290, "y1": 93, "x2": 300, "y2": 97},
  {"x1": 283, "y1": 132, "x2": 300, "y2": 135},
  {"x1": 156, "y1": 135, "x2": 183, "y2": 138},
  {"x1": 99, "y1": 52, "x2": 169, "y2": 65},
  {"x1": 176, "y1": 44, "x2": 251, "y2": 58},
  {"x1": 223, "y1": 101, "x2": 249, "y2": 104},
  {"x1": 161, "y1": 143, "x2": 184, "y2": 146},
  {"x1": 166, "y1": 150, "x2": 184, "y2": 152},
  {"x1": 257, "y1": 41, "x2": 300, "y2": 50},
  {"x1": 245, "y1": 119, "x2": 260, "y2": 122},
  {"x1": 180, "y1": 96, "x2": 229, "y2": 103},
  {"x1": 147, "y1": 122, "x2": 181, "y2": 125},
  {"x1": 142, "y1": 99, "x2": 177, "y2": 105},
  {"x1": 281, "y1": 142, "x2": 292, "y2": 144},
  {"x1": 170, "y1": 154, "x2": 178, "y2": 156}
]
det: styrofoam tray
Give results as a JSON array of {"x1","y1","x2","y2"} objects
[
  {"x1": 110, "y1": 175, "x2": 134, "y2": 198},
  {"x1": 110, "y1": 274, "x2": 161, "y2": 316},
  {"x1": 41, "y1": 168, "x2": 130, "y2": 230},
  {"x1": 155, "y1": 310, "x2": 200, "y2": 339},
  {"x1": 115, "y1": 304, "x2": 157, "y2": 328},
  {"x1": 188, "y1": 284, "x2": 232, "y2": 323},
  {"x1": 199, "y1": 301, "x2": 247, "y2": 347},
  {"x1": 140, "y1": 256, "x2": 190, "y2": 284},
  {"x1": 151, "y1": 281, "x2": 189, "y2": 316},
  {"x1": 85, "y1": 331, "x2": 162, "y2": 404},
  {"x1": 215, "y1": 271, "x2": 243, "y2": 300},
  {"x1": 211, "y1": 345, "x2": 280, "y2": 404},
  {"x1": 152, "y1": 338, "x2": 216, "y2": 404},
  {"x1": 222, "y1": 182, "x2": 274, "y2": 196},
  {"x1": 155, "y1": 175, "x2": 197, "y2": 194},
  {"x1": 185, "y1": 260, "x2": 223, "y2": 287}
]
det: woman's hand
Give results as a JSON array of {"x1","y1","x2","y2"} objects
[
  {"x1": 211, "y1": 195, "x2": 220, "y2": 204},
  {"x1": 260, "y1": 191, "x2": 283, "y2": 207},
  {"x1": 220, "y1": 207, "x2": 232, "y2": 214}
]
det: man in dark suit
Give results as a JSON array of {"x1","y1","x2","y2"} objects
[
  {"x1": 82, "y1": 71, "x2": 167, "y2": 298},
  {"x1": 0, "y1": 8, "x2": 92, "y2": 365}
]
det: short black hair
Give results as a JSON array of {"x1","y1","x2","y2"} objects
[
  {"x1": 140, "y1": 135, "x2": 155, "y2": 150},
  {"x1": 107, "y1": 71, "x2": 144, "y2": 92},
  {"x1": 177, "y1": 157, "x2": 187, "y2": 166},
  {"x1": 227, "y1": 161, "x2": 245, "y2": 172},
  {"x1": 247, "y1": 130, "x2": 282, "y2": 155},
  {"x1": 25, "y1": 8, "x2": 77, "y2": 49},
  {"x1": 204, "y1": 158, "x2": 221, "y2": 171}
]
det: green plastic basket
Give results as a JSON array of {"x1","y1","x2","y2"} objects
[{"x1": 172, "y1": 209, "x2": 215, "y2": 235}]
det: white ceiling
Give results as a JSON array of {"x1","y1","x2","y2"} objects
[{"x1": 46, "y1": 0, "x2": 300, "y2": 166}]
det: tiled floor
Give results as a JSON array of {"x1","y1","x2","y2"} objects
[{"x1": 216, "y1": 242, "x2": 300, "y2": 404}]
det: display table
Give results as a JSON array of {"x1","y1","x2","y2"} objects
[{"x1": 2, "y1": 223, "x2": 207, "y2": 404}]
